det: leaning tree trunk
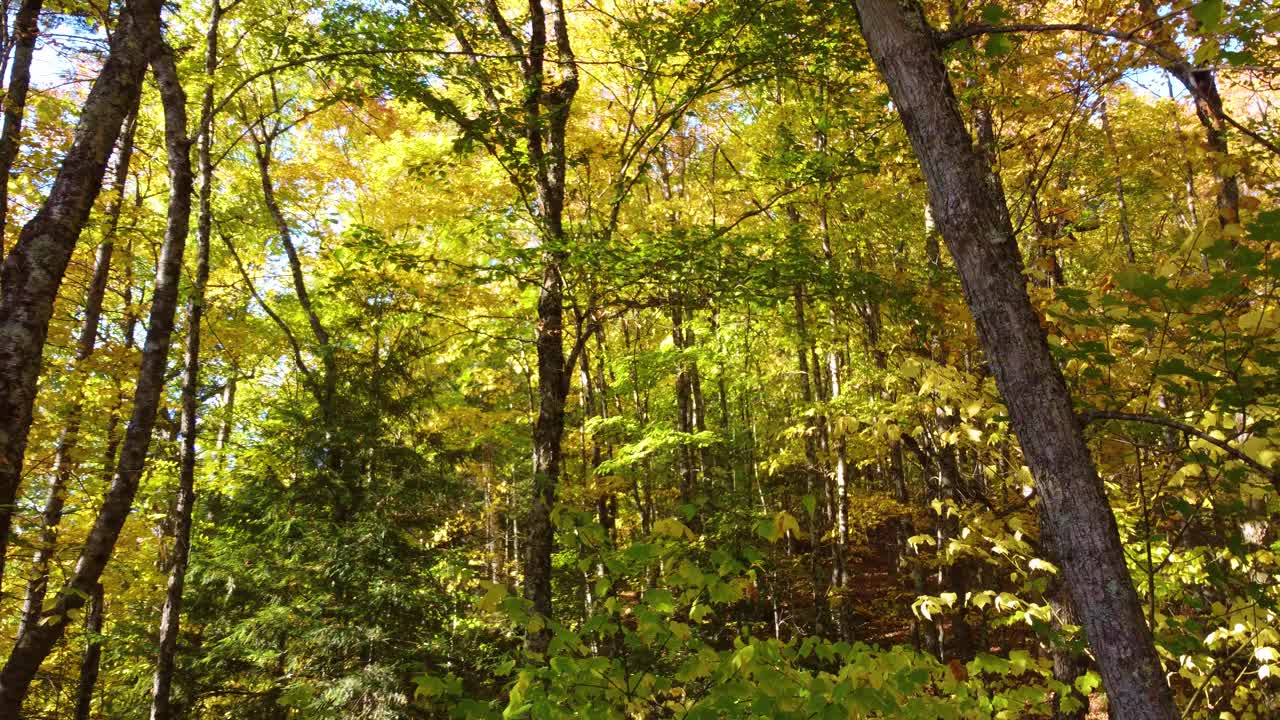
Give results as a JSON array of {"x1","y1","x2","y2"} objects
[
  {"x1": 0, "y1": 0, "x2": 161, "y2": 593},
  {"x1": 0, "y1": 0, "x2": 45, "y2": 259},
  {"x1": 18, "y1": 101, "x2": 139, "y2": 640},
  {"x1": 149, "y1": 4, "x2": 220, "y2": 716},
  {"x1": 852, "y1": 1, "x2": 1176, "y2": 717},
  {"x1": 0, "y1": 33, "x2": 191, "y2": 714}
]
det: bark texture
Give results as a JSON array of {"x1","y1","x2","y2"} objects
[
  {"x1": 0, "y1": 0, "x2": 45, "y2": 258},
  {"x1": 72, "y1": 582, "x2": 105, "y2": 720},
  {"x1": 150, "y1": 5, "x2": 221, "y2": 715},
  {"x1": 852, "y1": 1, "x2": 1176, "y2": 717},
  {"x1": 520, "y1": 0, "x2": 578, "y2": 655},
  {"x1": 0, "y1": 28, "x2": 190, "y2": 713},
  {"x1": 18, "y1": 101, "x2": 139, "y2": 640},
  {"x1": 0, "y1": 0, "x2": 161, "y2": 593}
]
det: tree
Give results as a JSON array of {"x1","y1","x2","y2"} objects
[
  {"x1": 0, "y1": 27, "x2": 192, "y2": 713},
  {"x1": 851, "y1": 0, "x2": 1177, "y2": 717},
  {"x1": 0, "y1": 0, "x2": 162, "y2": 592}
]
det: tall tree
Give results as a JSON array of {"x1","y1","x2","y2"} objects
[
  {"x1": 150, "y1": 2, "x2": 225, "y2": 717},
  {"x1": 17, "y1": 100, "x2": 140, "y2": 640},
  {"x1": 0, "y1": 0, "x2": 45, "y2": 259},
  {"x1": 0, "y1": 0, "x2": 162, "y2": 591},
  {"x1": 851, "y1": 0, "x2": 1177, "y2": 717},
  {"x1": 0, "y1": 33, "x2": 192, "y2": 713}
]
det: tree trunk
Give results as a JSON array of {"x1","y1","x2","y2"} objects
[
  {"x1": 853, "y1": 1, "x2": 1175, "y2": 717},
  {"x1": 19, "y1": 101, "x2": 139, "y2": 639},
  {"x1": 0, "y1": 0, "x2": 45, "y2": 259},
  {"x1": 792, "y1": 283, "x2": 827, "y2": 636},
  {"x1": 0, "y1": 0, "x2": 161, "y2": 594},
  {"x1": 520, "y1": 0, "x2": 578, "y2": 656},
  {"x1": 672, "y1": 297, "x2": 697, "y2": 503},
  {"x1": 72, "y1": 582, "x2": 104, "y2": 720},
  {"x1": 150, "y1": 5, "x2": 219, "y2": 715},
  {"x1": 1134, "y1": 0, "x2": 1240, "y2": 228},
  {"x1": 1099, "y1": 99, "x2": 1135, "y2": 263},
  {"x1": 0, "y1": 32, "x2": 190, "y2": 714}
]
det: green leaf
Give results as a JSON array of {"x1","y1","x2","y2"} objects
[
  {"x1": 1190, "y1": 0, "x2": 1223, "y2": 31},
  {"x1": 985, "y1": 34, "x2": 1013, "y2": 56},
  {"x1": 980, "y1": 3, "x2": 1009, "y2": 24},
  {"x1": 644, "y1": 588, "x2": 676, "y2": 614},
  {"x1": 1074, "y1": 670, "x2": 1102, "y2": 695}
]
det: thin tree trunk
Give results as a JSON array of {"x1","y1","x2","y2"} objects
[
  {"x1": 521, "y1": 0, "x2": 578, "y2": 656},
  {"x1": 1099, "y1": 99, "x2": 1135, "y2": 263},
  {"x1": 853, "y1": 1, "x2": 1176, "y2": 717},
  {"x1": 0, "y1": 0, "x2": 161, "y2": 594},
  {"x1": 1135, "y1": 0, "x2": 1238, "y2": 227},
  {"x1": 251, "y1": 135, "x2": 335, "y2": 408},
  {"x1": 934, "y1": 437, "x2": 972, "y2": 659},
  {"x1": 149, "y1": 5, "x2": 219, "y2": 716},
  {"x1": 18, "y1": 101, "x2": 139, "y2": 639},
  {"x1": 72, "y1": 582, "x2": 104, "y2": 720},
  {"x1": 217, "y1": 377, "x2": 235, "y2": 463},
  {"x1": 0, "y1": 0, "x2": 44, "y2": 259},
  {"x1": 672, "y1": 297, "x2": 697, "y2": 503},
  {"x1": 0, "y1": 33, "x2": 190, "y2": 713},
  {"x1": 792, "y1": 282, "x2": 827, "y2": 636}
]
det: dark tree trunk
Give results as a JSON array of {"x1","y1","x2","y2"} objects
[
  {"x1": 0, "y1": 31, "x2": 190, "y2": 714},
  {"x1": 1177, "y1": 68, "x2": 1239, "y2": 226},
  {"x1": 520, "y1": 0, "x2": 578, "y2": 656},
  {"x1": 150, "y1": 5, "x2": 220, "y2": 715},
  {"x1": 0, "y1": 0, "x2": 45, "y2": 259},
  {"x1": 72, "y1": 582, "x2": 104, "y2": 720},
  {"x1": 934, "y1": 437, "x2": 973, "y2": 659},
  {"x1": 527, "y1": 251, "x2": 566, "y2": 653},
  {"x1": 672, "y1": 297, "x2": 697, "y2": 503},
  {"x1": 0, "y1": 0, "x2": 161, "y2": 594},
  {"x1": 792, "y1": 283, "x2": 828, "y2": 636},
  {"x1": 1134, "y1": 0, "x2": 1240, "y2": 227},
  {"x1": 853, "y1": 1, "x2": 1176, "y2": 717},
  {"x1": 19, "y1": 101, "x2": 139, "y2": 639}
]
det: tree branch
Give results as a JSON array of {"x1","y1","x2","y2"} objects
[{"x1": 1079, "y1": 409, "x2": 1280, "y2": 492}]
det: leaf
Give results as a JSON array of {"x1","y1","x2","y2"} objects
[
  {"x1": 653, "y1": 517, "x2": 695, "y2": 540},
  {"x1": 1028, "y1": 558, "x2": 1059, "y2": 574},
  {"x1": 1193, "y1": 40, "x2": 1219, "y2": 65},
  {"x1": 907, "y1": 534, "x2": 936, "y2": 550},
  {"x1": 1190, "y1": 0, "x2": 1223, "y2": 31},
  {"x1": 980, "y1": 3, "x2": 1009, "y2": 24},
  {"x1": 1074, "y1": 671, "x2": 1102, "y2": 695},
  {"x1": 774, "y1": 511, "x2": 802, "y2": 539},
  {"x1": 985, "y1": 34, "x2": 1013, "y2": 57},
  {"x1": 644, "y1": 588, "x2": 676, "y2": 614},
  {"x1": 476, "y1": 581, "x2": 508, "y2": 613}
]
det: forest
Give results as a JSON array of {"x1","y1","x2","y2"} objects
[{"x1": 0, "y1": 0, "x2": 1277, "y2": 717}]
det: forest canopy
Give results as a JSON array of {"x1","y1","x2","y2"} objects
[{"x1": 0, "y1": 0, "x2": 1278, "y2": 718}]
